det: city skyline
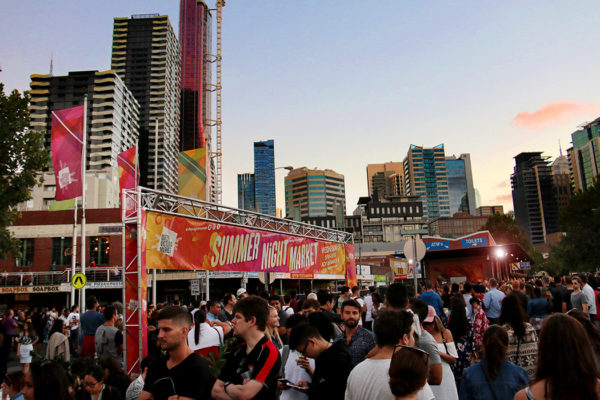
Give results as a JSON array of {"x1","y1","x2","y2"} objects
[{"x1": 3, "y1": 1, "x2": 600, "y2": 213}]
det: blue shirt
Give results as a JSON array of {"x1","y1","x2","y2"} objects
[
  {"x1": 420, "y1": 290, "x2": 444, "y2": 316},
  {"x1": 527, "y1": 298, "x2": 549, "y2": 319},
  {"x1": 483, "y1": 288, "x2": 505, "y2": 319},
  {"x1": 459, "y1": 359, "x2": 529, "y2": 400},
  {"x1": 80, "y1": 311, "x2": 104, "y2": 336},
  {"x1": 206, "y1": 312, "x2": 219, "y2": 322}
]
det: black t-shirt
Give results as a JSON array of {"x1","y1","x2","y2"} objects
[
  {"x1": 219, "y1": 335, "x2": 281, "y2": 400},
  {"x1": 308, "y1": 340, "x2": 352, "y2": 400},
  {"x1": 143, "y1": 353, "x2": 212, "y2": 400}
]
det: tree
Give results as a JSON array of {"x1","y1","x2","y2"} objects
[
  {"x1": 548, "y1": 181, "x2": 600, "y2": 272},
  {"x1": 481, "y1": 213, "x2": 543, "y2": 266},
  {"x1": 0, "y1": 83, "x2": 50, "y2": 257}
]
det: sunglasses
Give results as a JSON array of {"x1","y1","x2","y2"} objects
[
  {"x1": 393, "y1": 344, "x2": 430, "y2": 365},
  {"x1": 297, "y1": 340, "x2": 313, "y2": 356}
]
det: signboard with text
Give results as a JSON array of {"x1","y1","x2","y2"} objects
[
  {"x1": 461, "y1": 237, "x2": 488, "y2": 248},
  {"x1": 425, "y1": 240, "x2": 450, "y2": 250},
  {"x1": 145, "y1": 212, "x2": 348, "y2": 275}
]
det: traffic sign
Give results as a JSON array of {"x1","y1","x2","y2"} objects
[
  {"x1": 404, "y1": 238, "x2": 426, "y2": 262},
  {"x1": 71, "y1": 273, "x2": 87, "y2": 289},
  {"x1": 190, "y1": 279, "x2": 200, "y2": 296}
]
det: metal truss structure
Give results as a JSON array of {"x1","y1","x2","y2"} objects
[
  {"x1": 121, "y1": 186, "x2": 352, "y2": 373},
  {"x1": 139, "y1": 186, "x2": 353, "y2": 244}
]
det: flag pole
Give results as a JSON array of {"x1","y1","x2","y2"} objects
[
  {"x1": 80, "y1": 95, "x2": 87, "y2": 312},
  {"x1": 71, "y1": 199, "x2": 78, "y2": 306},
  {"x1": 152, "y1": 119, "x2": 157, "y2": 306}
]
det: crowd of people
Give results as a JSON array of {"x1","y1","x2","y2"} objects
[{"x1": 1, "y1": 273, "x2": 600, "y2": 400}]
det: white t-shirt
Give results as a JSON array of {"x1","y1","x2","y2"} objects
[
  {"x1": 345, "y1": 358, "x2": 435, "y2": 400},
  {"x1": 187, "y1": 322, "x2": 224, "y2": 351},
  {"x1": 363, "y1": 295, "x2": 374, "y2": 322},
  {"x1": 353, "y1": 297, "x2": 364, "y2": 326},
  {"x1": 67, "y1": 312, "x2": 80, "y2": 330},
  {"x1": 281, "y1": 348, "x2": 315, "y2": 400},
  {"x1": 282, "y1": 306, "x2": 295, "y2": 316}
]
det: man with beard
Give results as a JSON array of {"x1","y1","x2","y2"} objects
[
  {"x1": 139, "y1": 306, "x2": 212, "y2": 400},
  {"x1": 335, "y1": 299, "x2": 375, "y2": 367}
]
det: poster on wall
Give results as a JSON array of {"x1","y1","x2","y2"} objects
[{"x1": 145, "y1": 212, "x2": 348, "y2": 275}]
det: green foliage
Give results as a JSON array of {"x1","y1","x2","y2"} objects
[
  {"x1": 547, "y1": 181, "x2": 600, "y2": 272},
  {"x1": 481, "y1": 213, "x2": 543, "y2": 267},
  {"x1": 0, "y1": 83, "x2": 50, "y2": 257},
  {"x1": 201, "y1": 336, "x2": 237, "y2": 377}
]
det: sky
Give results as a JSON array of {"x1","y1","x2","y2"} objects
[{"x1": 2, "y1": 1, "x2": 600, "y2": 214}]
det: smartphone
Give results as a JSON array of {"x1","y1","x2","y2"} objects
[{"x1": 279, "y1": 379, "x2": 305, "y2": 390}]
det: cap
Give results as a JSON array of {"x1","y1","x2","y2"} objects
[
  {"x1": 236, "y1": 288, "x2": 247, "y2": 298},
  {"x1": 200, "y1": 300, "x2": 207, "y2": 306},
  {"x1": 424, "y1": 305, "x2": 436, "y2": 323}
]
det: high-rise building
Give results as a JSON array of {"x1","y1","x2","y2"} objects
[
  {"x1": 445, "y1": 154, "x2": 476, "y2": 215},
  {"x1": 511, "y1": 152, "x2": 559, "y2": 244},
  {"x1": 285, "y1": 167, "x2": 346, "y2": 225},
  {"x1": 29, "y1": 70, "x2": 140, "y2": 171},
  {"x1": 237, "y1": 173, "x2": 255, "y2": 211},
  {"x1": 403, "y1": 144, "x2": 450, "y2": 220},
  {"x1": 366, "y1": 162, "x2": 404, "y2": 198},
  {"x1": 254, "y1": 140, "x2": 275, "y2": 215},
  {"x1": 568, "y1": 118, "x2": 600, "y2": 192},
  {"x1": 111, "y1": 14, "x2": 181, "y2": 193},
  {"x1": 179, "y1": 0, "x2": 211, "y2": 150},
  {"x1": 552, "y1": 152, "x2": 572, "y2": 210}
]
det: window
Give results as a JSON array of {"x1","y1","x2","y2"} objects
[
  {"x1": 52, "y1": 237, "x2": 73, "y2": 266},
  {"x1": 89, "y1": 236, "x2": 110, "y2": 265},
  {"x1": 16, "y1": 239, "x2": 34, "y2": 268}
]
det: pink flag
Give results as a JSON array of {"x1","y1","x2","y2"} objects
[
  {"x1": 117, "y1": 146, "x2": 138, "y2": 211},
  {"x1": 51, "y1": 106, "x2": 84, "y2": 200}
]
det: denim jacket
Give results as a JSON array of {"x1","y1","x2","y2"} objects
[{"x1": 459, "y1": 359, "x2": 529, "y2": 400}]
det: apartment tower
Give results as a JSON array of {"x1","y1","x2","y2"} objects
[
  {"x1": 111, "y1": 14, "x2": 181, "y2": 193},
  {"x1": 511, "y1": 152, "x2": 559, "y2": 244},
  {"x1": 403, "y1": 144, "x2": 450, "y2": 220},
  {"x1": 285, "y1": 167, "x2": 346, "y2": 225}
]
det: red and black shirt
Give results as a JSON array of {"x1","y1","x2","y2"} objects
[{"x1": 219, "y1": 335, "x2": 281, "y2": 400}]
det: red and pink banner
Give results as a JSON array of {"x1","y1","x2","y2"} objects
[
  {"x1": 145, "y1": 212, "x2": 350, "y2": 275},
  {"x1": 51, "y1": 106, "x2": 84, "y2": 201},
  {"x1": 117, "y1": 146, "x2": 138, "y2": 211}
]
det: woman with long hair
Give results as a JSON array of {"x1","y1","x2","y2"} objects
[
  {"x1": 566, "y1": 309, "x2": 600, "y2": 359},
  {"x1": 422, "y1": 310, "x2": 458, "y2": 400},
  {"x1": 460, "y1": 325, "x2": 529, "y2": 400},
  {"x1": 499, "y1": 294, "x2": 538, "y2": 379},
  {"x1": 44, "y1": 319, "x2": 69, "y2": 363},
  {"x1": 22, "y1": 360, "x2": 73, "y2": 400},
  {"x1": 514, "y1": 313, "x2": 600, "y2": 400},
  {"x1": 16, "y1": 323, "x2": 38, "y2": 374},
  {"x1": 187, "y1": 309, "x2": 229, "y2": 364},
  {"x1": 266, "y1": 305, "x2": 283, "y2": 349},
  {"x1": 447, "y1": 295, "x2": 474, "y2": 390}
]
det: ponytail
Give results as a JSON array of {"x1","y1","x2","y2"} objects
[
  {"x1": 483, "y1": 325, "x2": 508, "y2": 379},
  {"x1": 193, "y1": 310, "x2": 206, "y2": 346}
]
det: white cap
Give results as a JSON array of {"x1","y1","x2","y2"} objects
[{"x1": 236, "y1": 288, "x2": 247, "y2": 298}]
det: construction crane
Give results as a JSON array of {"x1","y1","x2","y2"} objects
[{"x1": 206, "y1": 0, "x2": 224, "y2": 204}]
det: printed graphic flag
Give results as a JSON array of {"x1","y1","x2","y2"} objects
[
  {"x1": 51, "y1": 106, "x2": 84, "y2": 201},
  {"x1": 345, "y1": 244, "x2": 358, "y2": 288},
  {"x1": 178, "y1": 148, "x2": 206, "y2": 200},
  {"x1": 117, "y1": 146, "x2": 138, "y2": 211}
]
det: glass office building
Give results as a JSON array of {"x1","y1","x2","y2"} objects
[
  {"x1": 254, "y1": 140, "x2": 276, "y2": 215},
  {"x1": 237, "y1": 173, "x2": 255, "y2": 211},
  {"x1": 446, "y1": 154, "x2": 476, "y2": 214}
]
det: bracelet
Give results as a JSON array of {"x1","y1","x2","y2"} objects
[{"x1": 224, "y1": 382, "x2": 231, "y2": 393}]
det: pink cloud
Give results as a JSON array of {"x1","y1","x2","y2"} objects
[
  {"x1": 512, "y1": 100, "x2": 600, "y2": 130},
  {"x1": 494, "y1": 180, "x2": 509, "y2": 189},
  {"x1": 492, "y1": 194, "x2": 513, "y2": 203}
]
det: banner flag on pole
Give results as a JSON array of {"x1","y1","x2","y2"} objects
[
  {"x1": 117, "y1": 146, "x2": 138, "y2": 211},
  {"x1": 51, "y1": 106, "x2": 84, "y2": 201},
  {"x1": 49, "y1": 198, "x2": 76, "y2": 211}
]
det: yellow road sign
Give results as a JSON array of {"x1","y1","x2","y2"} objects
[{"x1": 72, "y1": 272, "x2": 87, "y2": 289}]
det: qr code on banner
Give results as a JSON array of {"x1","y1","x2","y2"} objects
[{"x1": 158, "y1": 226, "x2": 178, "y2": 257}]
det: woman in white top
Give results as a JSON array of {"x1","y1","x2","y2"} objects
[
  {"x1": 187, "y1": 310, "x2": 230, "y2": 355},
  {"x1": 422, "y1": 314, "x2": 459, "y2": 400}
]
